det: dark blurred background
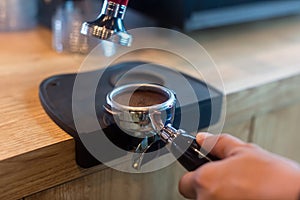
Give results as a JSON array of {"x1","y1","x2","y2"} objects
[{"x1": 39, "y1": 0, "x2": 300, "y2": 31}]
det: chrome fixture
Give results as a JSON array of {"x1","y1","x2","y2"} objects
[{"x1": 81, "y1": 0, "x2": 132, "y2": 46}]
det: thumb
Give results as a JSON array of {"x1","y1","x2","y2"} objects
[{"x1": 196, "y1": 132, "x2": 246, "y2": 159}]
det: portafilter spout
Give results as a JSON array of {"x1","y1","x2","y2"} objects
[
  {"x1": 81, "y1": 0, "x2": 132, "y2": 46},
  {"x1": 105, "y1": 83, "x2": 220, "y2": 171}
]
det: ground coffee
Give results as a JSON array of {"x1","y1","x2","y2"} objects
[{"x1": 113, "y1": 89, "x2": 168, "y2": 107}]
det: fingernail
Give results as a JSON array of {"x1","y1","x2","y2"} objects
[{"x1": 196, "y1": 132, "x2": 213, "y2": 142}]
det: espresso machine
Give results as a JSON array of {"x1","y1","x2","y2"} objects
[{"x1": 39, "y1": 0, "x2": 223, "y2": 171}]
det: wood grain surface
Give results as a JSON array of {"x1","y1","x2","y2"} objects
[
  {"x1": 25, "y1": 162, "x2": 186, "y2": 200},
  {"x1": 24, "y1": 121, "x2": 252, "y2": 200},
  {"x1": 253, "y1": 102, "x2": 300, "y2": 163}
]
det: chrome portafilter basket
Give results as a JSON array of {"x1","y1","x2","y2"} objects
[
  {"x1": 105, "y1": 84, "x2": 176, "y2": 136},
  {"x1": 105, "y1": 83, "x2": 219, "y2": 171}
]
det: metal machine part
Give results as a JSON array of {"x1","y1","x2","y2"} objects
[
  {"x1": 81, "y1": 0, "x2": 132, "y2": 46},
  {"x1": 105, "y1": 83, "x2": 176, "y2": 136},
  {"x1": 105, "y1": 83, "x2": 219, "y2": 171}
]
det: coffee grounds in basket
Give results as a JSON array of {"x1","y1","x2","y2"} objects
[{"x1": 114, "y1": 90, "x2": 168, "y2": 107}]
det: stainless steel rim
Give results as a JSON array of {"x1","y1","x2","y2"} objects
[{"x1": 106, "y1": 83, "x2": 176, "y2": 113}]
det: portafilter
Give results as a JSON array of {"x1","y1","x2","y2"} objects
[{"x1": 105, "y1": 83, "x2": 219, "y2": 171}]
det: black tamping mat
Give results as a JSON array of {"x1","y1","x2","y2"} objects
[{"x1": 39, "y1": 61, "x2": 223, "y2": 168}]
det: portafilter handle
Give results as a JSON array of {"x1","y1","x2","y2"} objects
[
  {"x1": 148, "y1": 112, "x2": 220, "y2": 171},
  {"x1": 161, "y1": 124, "x2": 220, "y2": 171}
]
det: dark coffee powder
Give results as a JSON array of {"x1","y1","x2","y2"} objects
[{"x1": 113, "y1": 89, "x2": 168, "y2": 107}]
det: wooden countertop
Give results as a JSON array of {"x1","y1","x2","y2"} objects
[{"x1": 1, "y1": 15, "x2": 300, "y2": 199}]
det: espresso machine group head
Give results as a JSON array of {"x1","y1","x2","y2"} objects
[{"x1": 81, "y1": 0, "x2": 132, "y2": 46}]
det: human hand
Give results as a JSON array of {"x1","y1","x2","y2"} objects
[{"x1": 179, "y1": 133, "x2": 300, "y2": 200}]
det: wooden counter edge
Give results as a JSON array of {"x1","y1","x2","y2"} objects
[
  {"x1": 1, "y1": 73, "x2": 300, "y2": 200},
  {"x1": 0, "y1": 139, "x2": 107, "y2": 200},
  {"x1": 225, "y1": 73, "x2": 300, "y2": 127}
]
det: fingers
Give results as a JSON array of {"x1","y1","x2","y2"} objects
[
  {"x1": 179, "y1": 171, "x2": 197, "y2": 199},
  {"x1": 179, "y1": 133, "x2": 248, "y2": 199},
  {"x1": 179, "y1": 164, "x2": 216, "y2": 199},
  {"x1": 196, "y1": 132, "x2": 246, "y2": 159}
]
